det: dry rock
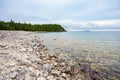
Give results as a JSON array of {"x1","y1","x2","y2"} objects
[
  {"x1": 37, "y1": 77, "x2": 46, "y2": 80},
  {"x1": 9, "y1": 71, "x2": 18, "y2": 79},
  {"x1": 42, "y1": 64, "x2": 52, "y2": 72},
  {"x1": 20, "y1": 47, "x2": 26, "y2": 52},
  {"x1": 51, "y1": 70, "x2": 61, "y2": 76}
]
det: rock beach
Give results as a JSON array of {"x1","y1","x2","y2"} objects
[{"x1": 0, "y1": 31, "x2": 104, "y2": 80}]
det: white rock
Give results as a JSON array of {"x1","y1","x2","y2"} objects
[
  {"x1": 25, "y1": 73, "x2": 31, "y2": 80},
  {"x1": 20, "y1": 47, "x2": 26, "y2": 52},
  {"x1": 61, "y1": 73, "x2": 67, "y2": 78},
  {"x1": 53, "y1": 62, "x2": 58, "y2": 66},
  {"x1": 51, "y1": 70, "x2": 61, "y2": 76},
  {"x1": 28, "y1": 48, "x2": 33, "y2": 52},
  {"x1": 42, "y1": 64, "x2": 52, "y2": 72},
  {"x1": 9, "y1": 71, "x2": 18, "y2": 79},
  {"x1": 35, "y1": 70, "x2": 40, "y2": 77},
  {"x1": 37, "y1": 77, "x2": 46, "y2": 80},
  {"x1": 47, "y1": 75, "x2": 54, "y2": 79}
]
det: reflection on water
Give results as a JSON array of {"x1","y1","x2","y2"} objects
[{"x1": 39, "y1": 31, "x2": 120, "y2": 79}]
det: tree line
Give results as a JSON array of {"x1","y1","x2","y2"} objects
[{"x1": 0, "y1": 20, "x2": 66, "y2": 32}]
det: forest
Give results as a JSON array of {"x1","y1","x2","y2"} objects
[{"x1": 0, "y1": 20, "x2": 66, "y2": 32}]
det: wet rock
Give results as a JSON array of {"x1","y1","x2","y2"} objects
[
  {"x1": 72, "y1": 65, "x2": 80, "y2": 75},
  {"x1": 54, "y1": 39, "x2": 56, "y2": 40}
]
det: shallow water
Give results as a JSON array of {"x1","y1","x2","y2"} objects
[{"x1": 39, "y1": 31, "x2": 120, "y2": 79}]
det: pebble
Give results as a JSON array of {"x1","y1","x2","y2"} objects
[
  {"x1": 51, "y1": 70, "x2": 61, "y2": 76},
  {"x1": 61, "y1": 73, "x2": 67, "y2": 78},
  {"x1": 42, "y1": 64, "x2": 52, "y2": 72},
  {"x1": 47, "y1": 75, "x2": 54, "y2": 79},
  {"x1": 9, "y1": 71, "x2": 18, "y2": 79},
  {"x1": 37, "y1": 77, "x2": 46, "y2": 80},
  {"x1": 16, "y1": 72, "x2": 25, "y2": 80},
  {"x1": 20, "y1": 47, "x2": 26, "y2": 52}
]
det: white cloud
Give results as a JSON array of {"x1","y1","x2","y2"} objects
[
  {"x1": 52, "y1": 19, "x2": 120, "y2": 31},
  {"x1": 54, "y1": 19, "x2": 120, "y2": 26}
]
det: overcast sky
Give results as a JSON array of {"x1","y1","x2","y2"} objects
[{"x1": 0, "y1": 0, "x2": 120, "y2": 31}]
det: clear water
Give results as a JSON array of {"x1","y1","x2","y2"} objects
[{"x1": 39, "y1": 31, "x2": 120, "y2": 79}]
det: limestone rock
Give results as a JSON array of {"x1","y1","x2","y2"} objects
[
  {"x1": 51, "y1": 70, "x2": 61, "y2": 76},
  {"x1": 42, "y1": 64, "x2": 52, "y2": 72},
  {"x1": 9, "y1": 71, "x2": 18, "y2": 79},
  {"x1": 20, "y1": 47, "x2": 26, "y2": 52},
  {"x1": 37, "y1": 77, "x2": 46, "y2": 80}
]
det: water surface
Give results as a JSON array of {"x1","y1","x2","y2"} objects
[{"x1": 39, "y1": 31, "x2": 120, "y2": 79}]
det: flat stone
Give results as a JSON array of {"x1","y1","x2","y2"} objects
[
  {"x1": 16, "y1": 71, "x2": 25, "y2": 80},
  {"x1": 20, "y1": 47, "x2": 26, "y2": 52},
  {"x1": 37, "y1": 77, "x2": 46, "y2": 80},
  {"x1": 25, "y1": 73, "x2": 31, "y2": 80},
  {"x1": 42, "y1": 64, "x2": 52, "y2": 72},
  {"x1": 47, "y1": 75, "x2": 54, "y2": 79},
  {"x1": 9, "y1": 71, "x2": 18, "y2": 79},
  {"x1": 51, "y1": 70, "x2": 61, "y2": 76},
  {"x1": 61, "y1": 73, "x2": 67, "y2": 78}
]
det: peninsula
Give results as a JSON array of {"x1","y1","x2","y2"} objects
[{"x1": 0, "y1": 20, "x2": 66, "y2": 32}]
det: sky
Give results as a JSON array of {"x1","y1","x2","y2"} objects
[{"x1": 0, "y1": 0, "x2": 120, "y2": 31}]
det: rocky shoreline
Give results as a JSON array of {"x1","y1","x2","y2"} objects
[{"x1": 0, "y1": 31, "x2": 103, "y2": 80}]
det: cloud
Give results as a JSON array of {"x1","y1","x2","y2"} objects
[
  {"x1": 53, "y1": 19, "x2": 120, "y2": 31},
  {"x1": 54, "y1": 19, "x2": 120, "y2": 26},
  {"x1": 0, "y1": 0, "x2": 120, "y2": 31}
]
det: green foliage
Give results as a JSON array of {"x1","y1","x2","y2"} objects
[{"x1": 0, "y1": 20, "x2": 66, "y2": 32}]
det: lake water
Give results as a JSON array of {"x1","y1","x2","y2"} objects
[{"x1": 39, "y1": 31, "x2": 120, "y2": 79}]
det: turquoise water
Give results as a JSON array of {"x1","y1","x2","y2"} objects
[{"x1": 39, "y1": 31, "x2": 120, "y2": 79}]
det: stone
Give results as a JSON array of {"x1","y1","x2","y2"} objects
[
  {"x1": 16, "y1": 71, "x2": 25, "y2": 80},
  {"x1": 9, "y1": 71, "x2": 18, "y2": 79},
  {"x1": 25, "y1": 73, "x2": 31, "y2": 80},
  {"x1": 42, "y1": 64, "x2": 52, "y2": 72},
  {"x1": 28, "y1": 48, "x2": 33, "y2": 52},
  {"x1": 30, "y1": 70, "x2": 40, "y2": 77},
  {"x1": 0, "y1": 43, "x2": 6, "y2": 47},
  {"x1": 35, "y1": 70, "x2": 40, "y2": 77},
  {"x1": 60, "y1": 76, "x2": 65, "y2": 80},
  {"x1": 51, "y1": 70, "x2": 61, "y2": 76},
  {"x1": 53, "y1": 62, "x2": 58, "y2": 66},
  {"x1": 39, "y1": 70, "x2": 48, "y2": 77},
  {"x1": 61, "y1": 73, "x2": 67, "y2": 78},
  {"x1": 65, "y1": 66, "x2": 71, "y2": 74},
  {"x1": 47, "y1": 75, "x2": 54, "y2": 80},
  {"x1": 60, "y1": 62, "x2": 66, "y2": 67},
  {"x1": 37, "y1": 77, "x2": 46, "y2": 80},
  {"x1": 20, "y1": 47, "x2": 26, "y2": 52}
]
